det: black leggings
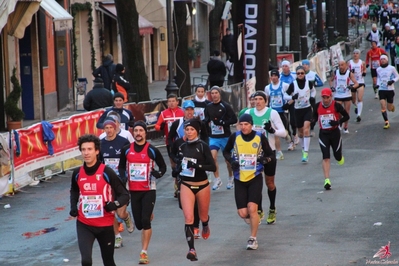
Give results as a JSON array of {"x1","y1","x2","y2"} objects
[
  {"x1": 76, "y1": 220, "x2": 116, "y2": 266},
  {"x1": 288, "y1": 104, "x2": 297, "y2": 136},
  {"x1": 130, "y1": 190, "x2": 156, "y2": 230},
  {"x1": 319, "y1": 128, "x2": 342, "y2": 160}
]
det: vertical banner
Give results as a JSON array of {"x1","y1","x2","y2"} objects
[{"x1": 233, "y1": 0, "x2": 269, "y2": 91}]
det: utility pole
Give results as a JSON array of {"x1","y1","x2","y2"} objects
[
  {"x1": 316, "y1": 0, "x2": 323, "y2": 41},
  {"x1": 307, "y1": 0, "x2": 314, "y2": 37},
  {"x1": 281, "y1": 0, "x2": 287, "y2": 51},
  {"x1": 165, "y1": 0, "x2": 178, "y2": 97},
  {"x1": 326, "y1": 0, "x2": 335, "y2": 45},
  {"x1": 270, "y1": 0, "x2": 277, "y2": 66},
  {"x1": 299, "y1": 4, "x2": 308, "y2": 59}
]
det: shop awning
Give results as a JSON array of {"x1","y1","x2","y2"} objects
[
  {"x1": 135, "y1": 0, "x2": 165, "y2": 29},
  {"x1": 0, "y1": 0, "x2": 18, "y2": 33},
  {"x1": 40, "y1": 0, "x2": 72, "y2": 31},
  {"x1": 98, "y1": 2, "x2": 154, "y2": 35},
  {"x1": 6, "y1": 0, "x2": 41, "y2": 39}
]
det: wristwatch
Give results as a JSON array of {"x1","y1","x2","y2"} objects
[{"x1": 114, "y1": 201, "x2": 120, "y2": 207}]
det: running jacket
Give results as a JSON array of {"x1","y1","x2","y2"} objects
[
  {"x1": 155, "y1": 107, "x2": 184, "y2": 145},
  {"x1": 376, "y1": 65, "x2": 399, "y2": 91},
  {"x1": 100, "y1": 135, "x2": 130, "y2": 177},
  {"x1": 366, "y1": 47, "x2": 386, "y2": 69},
  {"x1": 204, "y1": 100, "x2": 237, "y2": 138},
  {"x1": 97, "y1": 107, "x2": 135, "y2": 130}
]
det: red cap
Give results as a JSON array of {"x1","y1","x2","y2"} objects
[{"x1": 321, "y1": 88, "x2": 332, "y2": 97}]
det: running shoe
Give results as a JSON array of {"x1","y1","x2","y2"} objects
[
  {"x1": 337, "y1": 156, "x2": 345, "y2": 165},
  {"x1": 324, "y1": 178, "x2": 331, "y2": 190},
  {"x1": 114, "y1": 237, "x2": 123, "y2": 248},
  {"x1": 343, "y1": 128, "x2": 349, "y2": 134},
  {"x1": 375, "y1": 92, "x2": 379, "y2": 99},
  {"x1": 118, "y1": 222, "x2": 124, "y2": 233},
  {"x1": 266, "y1": 209, "x2": 276, "y2": 224},
  {"x1": 174, "y1": 183, "x2": 178, "y2": 198},
  {"x1": 384, "y1": 122, "x2": 390, "y2": 129},
  {"x1": 294, "y1": 135, "x2": 299, "y2": 145},
  {"x1": 276, "y1": 150, "x2": 284, "y2": 160},
  {"x1": 243, "y1": 214, "x2": 250, "y2": 224},
  {"x1": 258, "y1": 210, "x2": 265, "y2": 225},
  {"x1": 287, "y1": 142, "x2": 295, "y2": 151},
  {"x1": 246, "y1": 237, "x2": 259, "y2": 250},
  {"x1": 356, "y1": 116, "x2": 361, "y2": 122},
  {"x1": 390, "y1": 105, "x2": 395, "y2": 112},
  {"x1": 285, "y1": 131, "x2": 291, "y2": 143},
  {"x1": 301, "y1": 151, "x2": 308, "y2": 163},
  {"x1": 226, "y1": 178, "x2": 234, "y2": 189},
  {"x1": 187, "y1": 249, "x2": 198, "y2": 261},
  {"x1": 194, "y1": 227, "x2": 201, "y2": 239},
  {"x1": 139, "y1": 252, "x2": 149, "y2": 264},
  {"x1": 125, "y1": 212, "x2": 135, "y2": 233},
  {"x1": 354, "y1": 106, "x2": 358, "y2": 115},
  {"x1": 212, "y1": 178, "x2": 222, "y2": 190},
  {"x1": 202, "y1": 225, "x2": 210, "y2": 240}
]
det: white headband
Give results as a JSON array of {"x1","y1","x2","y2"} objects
[
  {"x1": 380, "y1": 55, "x2": 388, "y2": 60},
  {"x1": 281, "y1": 60, "x2": 290, "y2": 67}
]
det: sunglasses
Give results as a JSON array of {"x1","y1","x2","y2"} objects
[{"x1": 296, "y1": 72, "x2": 305, "y2": 75}]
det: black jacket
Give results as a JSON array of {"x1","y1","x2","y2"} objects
[
  {"x1": 112, "y1": 73, "x2": 132, "y2": 94},
  {"x1": 83, "y1": 84, "x2": 113, "y2": 111},
  {"x1": 207, "y1": 57, "x2": 227, "y2": 83},
  {"x1": 93, "y1": 58, "x2": 116, "y2": 90}
]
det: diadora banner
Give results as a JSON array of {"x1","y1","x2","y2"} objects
[{"x1": 233, "y1": 0, "x2": 268, "y2": 91}]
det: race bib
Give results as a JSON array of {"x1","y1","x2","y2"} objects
[
  {"x1": 104, "y1": 158, "x2": 120, "y2": 174},
  {"x1": 395, "y1": 57, "x2": 399, "y2": 64},
  {"x1": 337, "y1": 85, "x2": 346, "y2": 94},
  {"x1": 82, "y1": 195, "x2": 104, "y2": 218},
  {"x1": 320, "y1": 114, "x2": 335, "y2": 129},
  {"x1": 372, "y1": 60, "x2": 380, "y2": 69},
  {"x1": 211, "y1": 121, "x2": 224, "y2": 135},
  {"x1": 129, "y1": 163, "x2": 148, "y2": 181},
  {"x1": 252, "y1": 124, "x2": 265, "y2": 135},
  {"x1": 194, "y1": 107, "x2": 205, "y2": 120},
  {"x1": 120, "y1": 123, "x2": 126, "y2": 130},
  {"x1": 270, "y1": 95, "x2": 283, "y2": 108},
  {"x1": 295, "y1": 96, "x2": 308, "y2": 108},
  {"x1": 180, "y1": 157, "x2": 197, "y2": 178},
  {"x1": 239, "y1": 154, "x2": 257, "y2": 171}
]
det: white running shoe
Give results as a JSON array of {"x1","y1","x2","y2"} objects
[
  {"x1": 212, "y1": 178, "x2": 222, "y2": 190},
  {"x1": 287, "y1": 142, "x2": 295, "y2": 151},
  {"x1": 226, "y1": 178, "x2": 234, "y2": 189},
  {"x1": 294, "y1": 135, "x2": 299, "y2": 145},
  {"x1": 343, "y1": 128, "x2": 349, "y2": 134},
  {"x1": 246, "y1": 237, "x2": 258, "y2": 250},
  {"x1": 375, "y1": 92, "x2": 379, "y2": 99},
  {"x1": 276, "y1": 151, "x2": 284, "y2": 160}
]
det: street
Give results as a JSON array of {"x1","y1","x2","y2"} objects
[{"x1": 1, "y1": 46, "x2": 399, "y2": 265}]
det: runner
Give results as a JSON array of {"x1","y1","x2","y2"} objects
[
  {"x1": 99, "y1": 111, "x2": 134, "y2": 143},
  {"x1": 279, "y1": 60, "x2": 299, "y2": 149},
  {"x1": 313, "y1": 88, "x2": 349, "y2": 190},
  {"x1": 97, "y1": 92, "x2": 135, "y2": 130},
  {"x1": 170, "y1": 118, "x2": 216, "y2": 261},
  {"x1": 376, "y1": 54, "x2": 399, "y2": 129},
  {"x1": 99, "y1": 117, "x2": 133, "y2": 248},
  {"x1": 284, "y1": 66, "x2": 316, "y2": 163},
  {"x1": 366, "y1": 24, "x2": 382, "y2": 47},
  {"x1": 204, "y1": 86, "x2": 237, "y2": 190},
  {"x1": 192, "y1": 84, "x2": 211, "y2": 122},
  {"x1": 118, "y1": 121, "x2": 167, "y2": 264},
  {"x1": 70, "y1": 134, "x2": 129, "y2": 266},
  {"x1": 329, "y1": 60, "x2": 359, "y2": 134},
  {"x1": 238, "y1": 93, "x2": 256, "y2": 118},
  {"x1": 365, "y1": 40, "x2": 387, "y2": 98},
  {"x1": 245, "y1": 91, "x2": 286, "y2": 224},
  {"x1": 223, "y1": 114, "x2": 275, "y2": 250},
  {"x1": 348, "y1": 49, "x2": 367, "y2": 122},
  {"x1": 264, "y1": 70, "x2": 291, "y2": 159}
]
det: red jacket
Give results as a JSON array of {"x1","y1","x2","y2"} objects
[{"x1": 155, "y1": 107, "x2": 184, "y2": 144}]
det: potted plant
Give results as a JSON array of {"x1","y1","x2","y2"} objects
[
  {"x1": 4, "y1": 67, "x2": 25, "y2": 130},
  {"x1": 188, "y1": 46, "x2": 196, "y2": 70},
  {"x1": 192, "y1": 40, "x2": 204, "y2": 68}
]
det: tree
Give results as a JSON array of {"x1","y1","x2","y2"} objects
[
  {"x1": 289, "y1": 0, "x2": 302, "y2": 52},
  {"x1": 173, "y1": 2, "x2": 191, "y2": 97},
  {"x1": 209, "y1": 0, "x2": 225, "y2": 54},
  {"x1": 114, "y1": 0, "x2": 149, "y2": 101}
]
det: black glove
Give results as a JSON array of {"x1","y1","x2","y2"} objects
[
  {"x1": 230, "y1": 160, "x2": 240, "y2": 171},
  {"x1": 283, "y1": 102, "x2": 290, "y2": 110},
  {"x1": 187, "y1": 160, "x2": 198, "y2": 169},
  {"x1": 388, "y1": 80, "x2": 394, "y2": 86},
  {"x1": 69, "y1": 209, "x2": 78, "y2": 217},
  {"x1": 257, "y1": 157, "x2": 271, "y2": 165},
  {"x1": 291, "y1": 93, "x2": 299, "y2": 100},
  {"x1": 310, "y1": 97, "x2": 315, "y2": 105},
  {"x1": 330, "y1": 87, "x2": 336, "y2": 92},
  {"x1": 373, "y1": 85, "x2": 379, "y2": 90},
  {"x1": 172, "y1": 164, "x2": 182, "y2": 177},
  {"x1": 151, "y1": 170, "x2": 162, "y2": 179},
  {"x1": 362, "y1": 72, "x2": 366, "y2": 77},
  {"x1": 160, "y1": 122, "x2": 166, "y2": 131},
  {"x1": 347, "y1": 85, "x2": 354, "y2": 91},
  {"x1": 329, "y1": 120, "x2": 340, "y2": 126},
  {"x1": 351, "y1": 69, "x2": 355, "y2": 73},
  {"x1": 263, "y1": 121, "x2": 276, "y2": 134},
  {"x1": 366, "y1": 64, "x2": 369, "y2": 68},
  {"x1": 104, "y1": 201, "x2": 118, "y2": 212},
  {"x1": 213, "y1": 119, "x2": 225, "y2": 126}
]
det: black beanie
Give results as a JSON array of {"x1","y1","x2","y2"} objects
[
  {"x1": 252, "y1": 91, "x2": 267, "y2": 102},
  {"x1": 133, "y1": 121, "x2": 147, "y2": 133},
  {"x1": 184, "y1": 118, "x2": 201, "y2": 134},
  {"x1": 115, "y1": 64, "x2": 124, "y2": 73},
  {"x1": 239, "y1": 113, "x2": 253, "y2": 125}
]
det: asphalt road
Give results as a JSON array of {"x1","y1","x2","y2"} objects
[{"x1": 1, "y1": 62, "x2": 399, "y2": 265}]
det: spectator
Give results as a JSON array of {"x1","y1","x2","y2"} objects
[
  {"x1": 112, "y1": 64, "x2": 131, "y2": 103},
  {"x1": 207, "y1": 50, "x2": 226, "y2": 87},
  {"x1": 92, "y1": 54, "x2": 116, "y2": 91},
  {"x1": 225, "y1": 55, "x2": 234, "y2": 85},
  {"x1": 83, "y1": 78, "x2": 113, "y2": 111},
  {"x1": 221, "y1": 28, "x2": 234, "y2": 60}
]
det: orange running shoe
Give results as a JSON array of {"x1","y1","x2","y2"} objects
[{"x1": 118, "y1": 222, "x2": 124, "y2": 233}]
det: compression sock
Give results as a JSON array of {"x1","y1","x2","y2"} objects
[
  {"x1": 185, "y1": 224, "x2": 195, "y2": 249},
  {"x1": 382, "y1": 110, "x2": 388, "y2": 121},
  {"x1": 357, "y1": 102, "x2": 363, "y2": 116},
  {"x1": 303, "y1": 136, "x2": 310, "y2": 152},
  {"x1": 268, "y1": 188, "x2": 276, "y2": 210}
]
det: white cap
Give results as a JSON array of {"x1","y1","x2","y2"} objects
[
  {"x1": 385, "y1": 23, "x2": 390, "y2": 27},
  {"x1": 372, "y1": 23, "x2": 377, "y2": 28},
  {"x1": 281, "y1": 60, "x2": 290, "y2": 67},
  {"x1": 391, "y1": 26, "x2": 396, "y2": 30}
]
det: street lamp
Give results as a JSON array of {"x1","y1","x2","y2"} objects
[{"x1": 165, "y1": 0, "x2": 179, "y2": 97}]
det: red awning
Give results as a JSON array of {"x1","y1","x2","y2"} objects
[{"x1": 97, "y1": 2, "x2": 153, "y2": 35}]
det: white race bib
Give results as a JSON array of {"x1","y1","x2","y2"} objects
[
  {"x1": 320, "y1": 114, "x2": 335, "y2": 129},
  {"x1": 194, "y1": 107, "x2": 205, "y2": 120},
  {"x1": 180, "y1": 157, "x2": 197, "y2": 177},
  {"x1": 129, "y1": 163, "x2": 148, "y2": 181},
  {"x1": 82, "y1": 195, "x2": 104, "y2": 218},
  {"x1": 210, "y1": 121, "x2": 224, "y2": 135},
  {"x1": 104, "y1": 158, "x2": 120, "y2": 174},
  {"x1": 239, "y1": 154, "x2": 257, "y2": 171}
]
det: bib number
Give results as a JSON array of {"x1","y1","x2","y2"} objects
[
  {"x1": 104, "y1": 158, "x2": 120, "y2": 174},
  {"x1": 211, "y1": 121, "x2": 224, "y2": 135},
  {"x1": 82, "y1": 195, "x2": 104, "y2": 218},
  {"x1": 129, "y1": 163, "x2": 148, "y2": 181},
  {"x1": 194, "y1": 107, "x2": 205, "y2": 120},
  {"x1": 320, "y1": 114, "x2": 335, "y2": 129},
  {"x1": 239, "y1": 154, "x2": 257, "y2": 171},
  {"x1": 180, "y1": 157, "x2": 197, "y2": 178}
]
